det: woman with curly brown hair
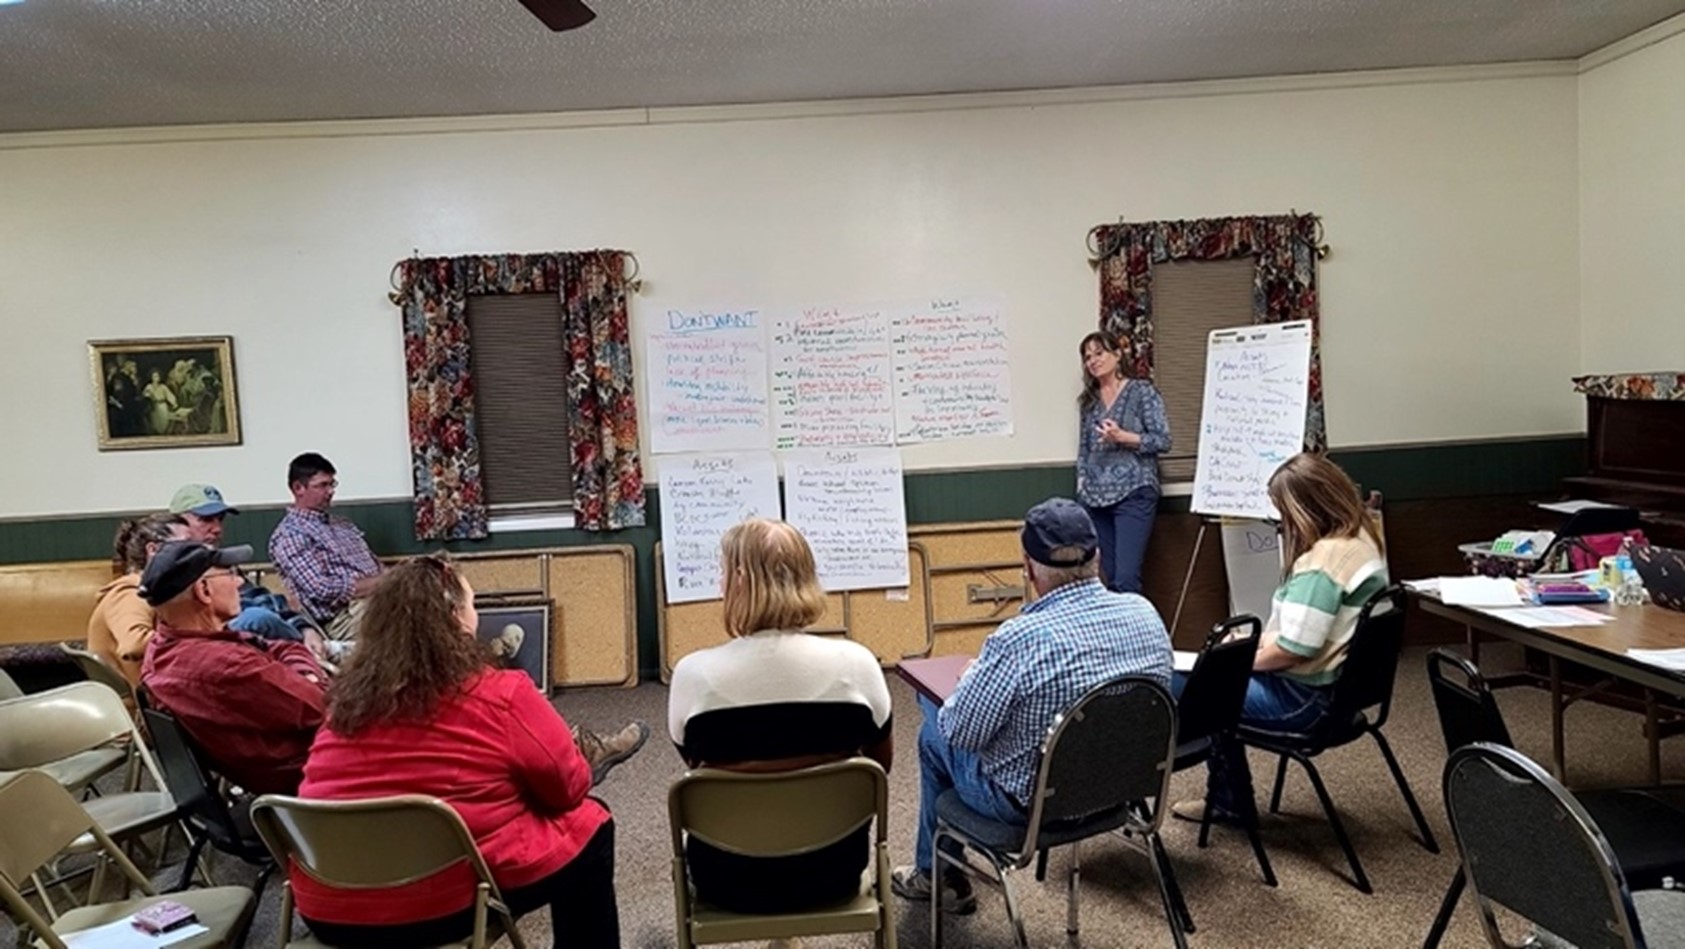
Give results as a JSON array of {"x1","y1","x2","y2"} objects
[
  {"x1": 86, "y1": 512, "x2": 189, "y2": 684},
  {"x1": 295, "y1": 556, "x2": 620, "y2": 947}
]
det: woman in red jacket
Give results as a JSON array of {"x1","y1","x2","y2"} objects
[{"x1": 295, "y1": 556, "x2": 618, "y2": 947}]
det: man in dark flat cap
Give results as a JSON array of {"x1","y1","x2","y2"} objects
[{"x1": 139, "y1": 541, "x2": 328, "y2": 795}]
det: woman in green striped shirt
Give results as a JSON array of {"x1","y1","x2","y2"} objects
[{"x1": 1173, "y1": 453, "x2": 1388, "y2": 823}]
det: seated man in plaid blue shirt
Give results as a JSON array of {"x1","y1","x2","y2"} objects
[{"x1": 892, "y1": 497, "x2": 1173, "y2": 913}]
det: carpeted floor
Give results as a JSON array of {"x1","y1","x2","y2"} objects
[{"x1": 7, "y1": 643, "x2": 1682, "y2": 948}]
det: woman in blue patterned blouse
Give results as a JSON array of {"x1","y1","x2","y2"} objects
[{"x1": 1075, "y1": 330, "x2": 1171, "y2": 593}]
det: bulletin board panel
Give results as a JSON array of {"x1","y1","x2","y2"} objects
[
  {"x1": 249, "y1": 545, "x2": 638, "y2": 690},
  {"x1": 657, "y1": 520, "x2": 1024, "y2": 679}
]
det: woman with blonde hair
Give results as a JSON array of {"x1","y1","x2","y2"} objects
[
  {"x1": 296, "y1": 556, "x2": 620, "y2": 947},
  {"x1": 667, "y1": 518, "x2": 894, "y2": 913},
  {"x1": 87, "y1": 512, "x2": 189, "y2": 684},
  {"x1": 1173, "y1": 452, "x2": 1388, "y2": 824}
]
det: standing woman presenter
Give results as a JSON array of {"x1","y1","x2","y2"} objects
[{"x1": 1075, "y1": 330, "x2": 1171, "y2": 593}]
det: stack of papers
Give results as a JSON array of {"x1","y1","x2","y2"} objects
[
  {"x1": 1439, "y1": 576, "x2": 1526, "y2": 608},
  {"x1": 1626, "y1": 648, "x2": 1685, "y2": 674},
  {"x1": 1476, "y1": 606, "x2": 1616, "y2": 629},
  {"x1": 60, "y1": 917, "x2": 209, "y2": 948}
]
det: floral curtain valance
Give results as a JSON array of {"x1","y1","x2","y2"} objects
[
  {"x1": 392, "y1": 252, "x2": 646, "y2": 540},
  {"x1": 1092, "y1": 213, "x2": 1327, "y2": 451},
  {"x1": 1571, "y1": 372, "x2": 1685, "y2": 401}
]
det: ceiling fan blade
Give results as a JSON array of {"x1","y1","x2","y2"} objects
[{"x1": 516, "y1": 0, "x2": 596, "y2": 31}]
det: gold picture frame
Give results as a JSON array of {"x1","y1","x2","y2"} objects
[{"x1": 89, "y1": 336, "x2": 242, "y2": 451}]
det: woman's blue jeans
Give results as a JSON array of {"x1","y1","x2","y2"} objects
[
  {"x1": 1172, "y1": 670, "x2": 1332, "y2": 814},
  {"x1": 1084, "y1": 487, "x2": 1158, "y2": 594}
]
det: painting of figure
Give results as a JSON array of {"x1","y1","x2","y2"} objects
[{"x1": 90, "y1": 337, "x2": 241, "y2": 450}]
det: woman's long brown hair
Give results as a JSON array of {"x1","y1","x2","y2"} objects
[
  {"x1": 1267, "y1": 453, "x2": 1383, "y2": 574},
  {"x1": 1077, "y1": 330, "x2": 1132, "y2": 410},
  {"x1": 111, "y1": 513, "x2": 185, "y2": 575},
  {"x1": 326, "y1": 555, "x2": 490, "y2": 736}
]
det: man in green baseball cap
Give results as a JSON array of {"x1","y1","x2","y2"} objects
[{"x1": 168, "y1": 483, "x2": 327, "y2": 654}]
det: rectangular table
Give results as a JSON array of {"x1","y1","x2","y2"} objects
[
  {"x1": 896, "y1": 654, "x2": 973, "y2": 705},
  {"x1": 1412, "y1": 592, "x2": 1685, "y2": 783}
]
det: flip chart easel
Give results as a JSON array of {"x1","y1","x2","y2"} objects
[{"x1": 1168, "y1": 321, "x2": 1313, "y2": 637}]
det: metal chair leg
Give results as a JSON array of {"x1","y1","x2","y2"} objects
[
  {"x1": 999, "y1": 868, "x2": 1030, "y2": 949},
  {"x1": 1149, "y1": 832, "x2": 1195, "y2": 934},
  {"x1": 1066, "y1": 840, "x2": 1080, "y2": 935},
  {"x1": 1423, "y1": 866, "x2": 1466, "y2": 949},
  {"x1": 1298, "y1": 754, "x2": 1372, "y2": 894},
  {"x1": 174, "y1": 834, "x2": 209, "y2": 891},
  {"x1": 1269, "y1": 753, "x2": 1290, "y2": 813},
  {"x1": 1146, "y1": 833, "x2": 1192, "y2": 949},
  {"x1": 1241, "y1": 794, "x2": 1278, "y2": 888},
  {"x1": 1370, "y1": 728, "x2": 1439, "y2": 853},
  {"x1": 1036, "y1": 848, "x2": 1049, "y2": 882}
]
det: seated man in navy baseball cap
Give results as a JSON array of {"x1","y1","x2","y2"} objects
[
  {"x1": 891, "y1": 497, "x2": 1174, "y2": 912},
  {"x1": 139, "y1": 541, "x2": 329, "y2": 795},
  {"x1": 169, "y1": 483, "x2": 323, "y2": 648}
]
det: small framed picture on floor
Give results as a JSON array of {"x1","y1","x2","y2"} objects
[{"x1": 474, "y1": 599, "x2": 552, "y2": 693}]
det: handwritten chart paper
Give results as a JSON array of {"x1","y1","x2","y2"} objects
[
  {"x1": 891, "y1": 298, "x2": 1013, "y2": 444},
  {"x1": 659, "y1": 453, "x2": 782, "y2": 604},
  {"x1": 783, "y1": 448, "x2": 909, "y2": 592},
  {"x1": 770, "y1": 304, "x2": 897, "y2": 449},
  {"x1": 1191, "y1": 321, "x2": 1312, "y2": 520},
  {"x1": 646, "y1": 308, "x2": 772, "y2": 454}
]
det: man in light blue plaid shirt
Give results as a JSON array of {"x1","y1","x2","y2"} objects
[{"x1": 893, "y1": 497, "x2": 1173, "y2": 913}]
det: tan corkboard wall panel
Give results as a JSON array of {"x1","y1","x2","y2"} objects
[
  {"x1": 0, "y1": 559, "x2": 111, "y2": 646},
  {"x1": 913, "y1": 521, "x2": 1025, "y2": 647},
  {"x1": 844, "y1": 544, "x2": 931, "y2": 664},
  {"x1": 541, "y1": 547, "x2": 637, "y2": 688}
]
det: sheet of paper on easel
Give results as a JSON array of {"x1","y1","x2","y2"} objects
[
  {"x1": 1221, "y1": 519, "x2": 1281, "y2": 621},
  {"x1": 1190, "y1": 321, "x2": 1313, "y2": 520}
]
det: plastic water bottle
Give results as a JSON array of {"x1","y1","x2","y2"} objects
[{"x1": 1614, "y1": 551, "x2": 1646, "y2": 607}]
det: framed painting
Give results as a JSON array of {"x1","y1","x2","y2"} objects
[
  {"x1": 89, "y1": 336, "x2": 242, "y2": 450},
  {"x1": 475, "y1": 599, "x2": 552, "y2": 693}
]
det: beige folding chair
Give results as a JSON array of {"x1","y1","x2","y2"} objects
[
  {"x1": 0, "y1": 666, "x2": 22, "y2": 700},
  {"x1": 249, "y1": 794, "x2": 528, "y2": 949},
  {"x1": 59, "y1": 643, "x2": 139, "y2": 706},
  {"x1": 0, "y1": 682, "x2": 131, "y2": 794},
  {"x1": 0, "y1": 771, "x2": 254, "y2": 949},
  {"x1": 668, "y1": 757, "x2": 896, "y2": 949},
  {"x1": 0, "y1": 682, "x2": 183, "y2": 905}
]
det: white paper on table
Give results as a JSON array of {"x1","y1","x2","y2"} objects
[
  {"x1": 1626, "y1": 648, "x2": 1685, "y2": 673},
  {"x1": 1440, "y1": 576, "x2": 1526, "y2": 608},
  {"x1": 1477, "y1": 606, "x2": 1615, "y2": 629},
  {"x1": 1173, "y1": 650, "x2": 1199, "y2": 673},
  {"x1": 1401, "y1": 578, "x2": 1442, "y2": 594},
  {"x1": 1535, "y1": 499, "x2": 1623, "y2": 515},
  {"x1": 60, "y1": 917, "x2": 210, "y2": 949}
]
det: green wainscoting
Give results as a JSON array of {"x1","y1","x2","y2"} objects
[{"x1": 0, "y1": 434, "x2": 1587, "y2": 679}]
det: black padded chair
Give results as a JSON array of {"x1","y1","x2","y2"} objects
[
  {"x1": 1443, "y1": 743, "x2": 1685, "y2": 949},
  {"x1": 137, "y1": 704, "x2": 276, "y2": 899},
  {"x1": 1422, "y1": 649, "x2": 1685, "y2": 948},
  {"x1": 1176, "y1": 614, "x2": 1276, "y2": 888},
  {"x1": 931, "y1": 676, "x2": 1184, "y2": 949},
  {"x1": 1237, "y1": 585, "x2": 1438, "y2": 894}
]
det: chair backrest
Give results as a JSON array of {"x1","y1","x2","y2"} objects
[
  {"x1": 1023, "y1": 676, "x2": 1177, "y2": 855},
  {"x1": 668, "y1": 757, "x2": 887, "y2": 861},
  {"x1": 140, "y1": 705, "x2": 246, "y2": 848},
  {"x1": 1176, "y1": 615, "x2": 1262, "y2": 746},
  {"x1": 0, "y1": 680, "x2": 138, "y2": 770},
  {"x1": 250, "y1": 794, "x2": 501, "y2": 893},
  {"x1": 1318, "y1": 585, "x2": 1408, "y2": 737},
  {"x1": 59, "y1": 642, "x2": 135, "y2": 701},
  {"x1": 1426, "y1": 649, "x2": 1513, "y2": 755},
  {"x1": 0, "y1": 667, "x2": 21, "y2": 701},
  {"x1": 1444, "y1": 743, "x2": 1648, "y2": 949},
  {"x1": 0, "y1": 771, "x2": 159, "y2": 949}
]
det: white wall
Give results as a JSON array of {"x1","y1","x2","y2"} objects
[
  {"x1": 0, "y1": 66, "x2": 1584, "y2": 518},
  {"x1": 1580, "y1": 26, "x2": 1685, "y2": 374}
]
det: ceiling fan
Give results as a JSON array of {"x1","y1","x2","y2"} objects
[{"x1": 516, "y1": 0, "x2": 596, "y2": 31}]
